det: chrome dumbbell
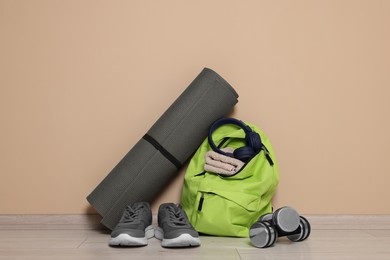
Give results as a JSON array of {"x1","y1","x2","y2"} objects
[
  {"x1": 249, "y1": 206, "x2": 311, "y2": 248},
  {"x1": 249, "y1": 219, "x2": 278, "y2": 248}
]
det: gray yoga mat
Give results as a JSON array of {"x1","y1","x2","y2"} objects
[{"x1": 87, "y1": 68, "x2": 239, "y2": 229}]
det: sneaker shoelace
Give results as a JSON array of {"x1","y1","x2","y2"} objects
[
  {"x1": 122, "y1": 204, "x2": 144, "y2": 223},
  {"x1": 167, "y1": 205, "x2": 188, "y2": 227}
]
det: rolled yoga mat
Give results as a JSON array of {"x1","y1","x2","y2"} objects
[{"x1": 87, "y1": 68, "x2": 239, "y2": 229}]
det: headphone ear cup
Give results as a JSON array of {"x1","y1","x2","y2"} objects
[
  {"x1": 233, "y1": 146, "x2": 255, "y2": 162},
  {"x1": 245, "y1": 132, "x2": 262, "y2": 152}
]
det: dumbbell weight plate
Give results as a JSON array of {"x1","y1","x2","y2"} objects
[
  {"x1": 299, "y1": 216, "x2": 311, "y2": 241},
  {"x1": 263, "y1": 221, "x2": 277, "y2": 247},
  {"x1": 259, "y1": 213, "x2": 273, "y2": 222},
  {"x1": 274, "y1": 206, "x2": 300, "y2": 233},
  {"x1": 287, "y1": 216, "x2": 311, "y2": 242},
  {"x1": 286, "y1": 221, "x2": 304, "y2": 242},
  {"x1": 249, "y1": 222, "x2": 273, "y2": 248}
]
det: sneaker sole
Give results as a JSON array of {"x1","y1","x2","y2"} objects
[
  {"x1": 155, "y1": 227, "x2": 201, "y2": 248},
  {"x1": 109, "y1": 225, "x2": 154, "y2": 247}
]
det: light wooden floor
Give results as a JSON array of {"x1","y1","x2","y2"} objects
[{"x1": 1, "y1": 215, "x2": 390, "y2": 259}]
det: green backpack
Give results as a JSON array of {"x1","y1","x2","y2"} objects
[{"x1": 181, "y1": 119, "x2": 280, "y2": 237}]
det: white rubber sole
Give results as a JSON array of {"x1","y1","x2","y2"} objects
[
  {"x1": 109, "y1": 225, "x2": 154, "y2": 247},
  {"x1": 155, "y1": 227, "x2": 201, "y2": 248}
]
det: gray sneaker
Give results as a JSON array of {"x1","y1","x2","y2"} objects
[
  {"x1": 155, "y1": 203, "x2": 201, "y2": 248},
  {"x1": 109, "y1": 202, "x2": 154, "y2": 247}
]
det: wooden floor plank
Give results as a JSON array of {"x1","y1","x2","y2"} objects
[{"x1": 1, "y1": 215, "x2": 390, "y2": 259}]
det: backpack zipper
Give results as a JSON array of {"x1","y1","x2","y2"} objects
[
  {"x1": 195, "y1": 171, "x2": 206, "y2": 176},
  {"x1": 262, "y1": 145, "x2": 274, "y2": 166},
  {"x1": 198, "y1": 192, "x2": 205, "y2": 211}
]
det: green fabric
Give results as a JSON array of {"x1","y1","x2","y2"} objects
[{"x1": 181, "y1": 122, "x2": 279, "y2": 237}]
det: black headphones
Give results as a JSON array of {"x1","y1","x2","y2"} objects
[{"x1": 208, "y1": 118, "x2": 263, "y2": 162}]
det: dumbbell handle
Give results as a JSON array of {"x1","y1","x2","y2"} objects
[{"x1": 263, "y1": 220, "x2": 302, "y2": 237}]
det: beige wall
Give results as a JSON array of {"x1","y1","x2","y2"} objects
[{"x1": 1, "y1": 0, "x2": 389, "y2": 215}]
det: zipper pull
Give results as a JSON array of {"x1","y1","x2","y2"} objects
[
  {"x1": 198, "y1": 192, "x2": 205, "y2": 211},
  {"x1": 262, "y1": 146, "x2": 274, "y2": 166}
]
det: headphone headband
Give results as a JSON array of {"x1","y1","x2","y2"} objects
[
  {"x1": 209, "y1": 118, "x2": 252, "y2": 135},
  {"x1": 208, "y1": 118, "x2": 261, "y2": 160}
]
